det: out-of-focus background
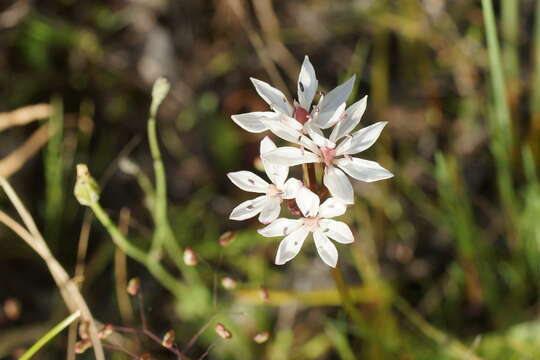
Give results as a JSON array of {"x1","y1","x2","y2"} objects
[{"x1": 1, "y1": 0, "x2": 540, "y2": 359}]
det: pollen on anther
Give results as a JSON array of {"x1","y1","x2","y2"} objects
[{"x1": 299, "y1": 81, "x2": 305, "y2": 92}]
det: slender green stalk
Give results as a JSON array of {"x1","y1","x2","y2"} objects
[
  {"x1": 44, "y1": 96, "x2": 64, "y2": 245},
  {"x1": 330, "y1": 266, "x2": 364, "y2": 325},
  {"x1": 88, "y1": 200, "x2": 183, "y2": 297},
  {"x1": 394, "y1": 297, "x2": 482, "y2": 360},
  {"x1": 482, "y1": 0, "x2": 517, "y2": 240},
  {"x1": 502, "y1": 1, "x2": 520, "y2": 86},
  {"x1": 531, "y1": 0, "x2": 540, "y2": 121},
  {"x1": 19, "y1": 311, "x2": 81, "y2": 360},
  {"x1": 148, "y1": 78, "x2": 170, "y2": 256}
]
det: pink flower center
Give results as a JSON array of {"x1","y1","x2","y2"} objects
[
  {"x1": 321, "y1": 147, "x2": 336, "y2": 167},
  {"x1": 294, "y1": 105, "x2": 310, "y2": 125},
  {"x1": 266, "y1": 184, "x2": 283, "y2": 198},
  {"x1": 303, "y1": 216, "x2": 320, "y2": 231}
]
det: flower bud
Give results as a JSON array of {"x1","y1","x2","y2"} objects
[
  {"x1": 3, "y1": 298, "x2": 20, "y2": 321},
  {"x1": 127, "y1": 277, "x2": 141, "y2": 296},
  {"x1": 259, "y1": 286, "x2": 269, "y2": 303},
  {"x1": 221, "y1": 277, "x2": 237, "y2": 290},
  {"x1": 215, "y1": 323, "x2": 232, "y2": 339},
  {"x1": 161, "y1": 329, "x2": 175, "y2": 348},
  {"x1": 253, "y1": 331, "x2": 269, "y2": 344},
  {"x1": 150, "y1": 77, "x2": 171, "y2": 117},
  {"x1": 74, "y1": 164, "x2": 100, "y2": 206},
  {"x1": 78, "y1": 321, "x2": 90, "y2": 340},
  {"x1": 74, "y1": 339, "x2": 91, "y2": 354},
  {"x1": 183, "y1": 247, "x2": 198, "y2": 266},
  {"x1": 218, "y1": 231, "x2": 236, "y2": 247},
  {"x1": 98, "y1": 324, "x2": 113, "y2": 339},
  {"x1": 138, "y1": 353, "x2": 151, "y2": 360}
]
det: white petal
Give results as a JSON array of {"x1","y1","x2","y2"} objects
[
  {"x1": 298, "y1": 56, "x2": 318, "y2": 110},
  {"x1": 275, "y1": 227, "x2": 309, "y2": 265},
  {"x1": 263, "y1": 118, "x2": 304, "y2": 144},
  {"x1": 323, "y1": 166, "x2": 354, "y2": 204},
  {"x1": 296, "y1": 186, "x2": 320, "y2": 217},
  {"x1": 262, "y1": 147, "x2": 320, "y2": 167},
  {"x1": 250, "y1": 77, "x2": 292, "y2": 115},
  {"x1": 318, "y1": 102, "x2": 346, "y2": 130},
  {"x1": 228, "y1": 171, "x2": 269, "y2": 193},
  {"x1": 313, "y1": 231, "x2": 338, "y2": 267},
  {"x1": 231, "y1": 112, "x2": 276, "y2": 133},
  {"x1": 335, "y1": 121, "x2": 387, "y2": 156},
  {"x1": 305, "y1": 122, "x2": 335, "y2": 149},
  {"x1": 318, "y1": 198, "x2": 347, "y2": 218},
  {"x1": 318, "y1": 219, "x2": 354, "y2": 244},
  {"x1": 229, "y1": 196, "x2": 267, "y2": 221},
  {"x1": 260, "y1": 137, "x2": 288, "y2": 187},
  {"x1": 335, "y1": 157, "x2": 394, "y2": 182},
  {"x1": 258, "y1": 218, "x2": 303, "y2": 237},
  {"x1": 330, "y1": 96, "x2": 368, "y2": 142},
  {"x1": 258, "y1": 197, "x2": 282, "y2": 224},
  {"x1": 281, "y1": 178, "x2": 303, "y2": 199},
  {"x1": 317, "y1": 75, "x2": 355, "y2": 126}
]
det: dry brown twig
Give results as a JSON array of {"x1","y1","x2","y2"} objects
[
  {"x1": 0, "y1": 177, "x2": 105, "y2": 360},
  {"x1": 0, "y1": 104, "x2": 52, "y2": 132}
]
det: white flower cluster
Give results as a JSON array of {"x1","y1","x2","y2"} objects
[{"x1": 228, "y1": 56, "x2": 393, "y2": 267}]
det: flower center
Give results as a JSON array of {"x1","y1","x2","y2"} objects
[
  {"x1": 266, "y1": 184, "x2": 283, "y2": 198},
  {"x1": 303, "y1": 216, "x2": 320, "y2": 231},
  {"x1": 321, "y1": 147, "x2": 336, "y2": 167},
  {"x1": 294, "y1": 105, "x2": 310, "y2": 125}
]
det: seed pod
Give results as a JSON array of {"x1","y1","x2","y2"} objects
[
  {"x1": 253, "y1": 331, "x2": 269, "y2": 344},
  {"x1": 183, "y1": 247, "x2": 198, "y2": 266},
  {"x1": 98, "y1": 324, "x2": 113, "y2": 339},
  {"x1": 78, "y1": 321, "x2": 90, "y2": 340},
  {"x1": 218, "y1": 231, "x2": 236, "y2": 247},
  {"x1": 3, "y1": 299, "x2": 21, "y2": 321},
  {"x1": 259, "y1": 286, "x2": 270, "y2": 303},
  {"x1": 127, "y1": 277, "x2": 141, "y2": 296},
  {"x1": 74, "y1": 339, "x2": 91, "y2": 354},
  {"x1": 215, "y1": 323, "x2": 232, "y2": 339},
  {"x1": 221, "y1": 277, "x2": 237, "y2": 290},
  {"x1": 162, "y1": 329, "x2": 175, "y2": 348}
]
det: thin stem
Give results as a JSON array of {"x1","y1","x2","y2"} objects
[
  {"x1": 88, "y1": 201, "x2": 183, "y2": 297},
  {"x1": 330, "y1": 266, "x2": 364, "y2": 326},
  {"x1": 19, "y1": 311, "x2": 81, "y2": 360}
]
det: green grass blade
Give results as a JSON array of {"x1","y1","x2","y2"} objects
[{"x1": 19, "y1": 311, "x2": 80, "y2": 360}]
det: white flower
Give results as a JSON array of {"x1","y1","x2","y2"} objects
[
  {"x1": 228, "y1": 137, "x2": 302, "y2": 224},
  {"x1": 262, "y1": 99, "x2": 393, "y2": 204},
  {"x1": 258, "y1": 187, "x2": 353, "y2": 267},
  {"x1": 230, "y1": 56, "x2": 356, "y2": 143}
]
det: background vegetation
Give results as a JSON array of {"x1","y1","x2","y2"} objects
[{"x1": 1, "y1": 0, "x2": 540, "y2": 359}]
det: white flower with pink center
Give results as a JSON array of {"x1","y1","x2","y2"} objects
[
  {"x1": 258, "y1": 187, "x2": 353, "y2": 267},
  {"x1": 228, "y1": 137, "x2": 302, "y2": 224},
  {"x1": 230, "y1": 56, "x2": 356, "y2": 144},
  {"x1": 261, "y1": 100, "x2": 393, "y2": 204}
]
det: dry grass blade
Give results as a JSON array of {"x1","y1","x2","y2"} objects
[
  {"x1": 0, "y1": 104, "x2": 52, "y2": 132},
  {"x1": 0, "y1": 124, "x2": 53, "y2": 178},
  {"x1": 0, "y1": 177, "x2": 105, "y2": 360}
]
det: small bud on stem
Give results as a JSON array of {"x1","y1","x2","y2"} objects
[
  {"x1": 74, "y1": 164, "x2": 100, "y2": 206},
  {"x1": 183, "y1": 247, "x2": 198, "y2": 266},
  {"x1": 253, "y1": 331, "x2": 269, "y2": 344},
  {"x1": 127, "y1": 277, "x2": 141, "y2": 296},
  {"x1": 215, "y1": 323, "x2": 232, "y2": 339},
  {"x1": 219, "y1": 231, "x2": 236, "y2": 246},
  {"x1": 162, "y1": 329, "x2": 175, "y2": 348}
]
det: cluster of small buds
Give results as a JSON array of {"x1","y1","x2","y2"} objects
[
  {"x1": 75, "y1": 323, "x2": 113, "y2": 354},
  {"x1": 228, "y1": 56, "x2": 393, "y2": 267}
]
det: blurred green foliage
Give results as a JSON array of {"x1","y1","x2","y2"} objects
[{"x1": 2, "y1": 0, "x2": 540, "y2": 359}]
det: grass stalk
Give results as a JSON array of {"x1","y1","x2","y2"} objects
[{"x1": 19, "y1": 311, "x2": 81, "y2": 360}]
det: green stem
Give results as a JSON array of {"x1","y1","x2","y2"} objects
[
  {"x1": 330, "y1": 266, "x2": 364, "y2": 326},
  {"x1": 89, "y1": 201, "x2": 183, "y2": 297},
  {"x1": 20, "y1": 311, "x2": 81, "y2": 360}
]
